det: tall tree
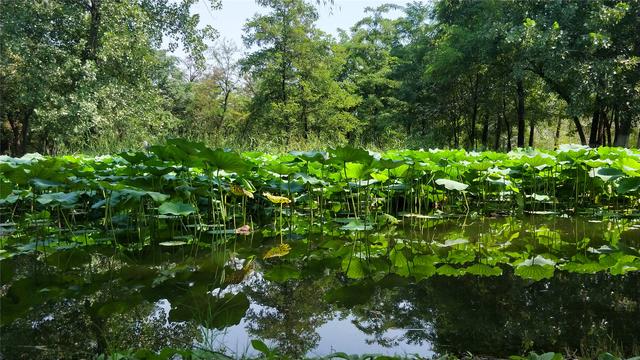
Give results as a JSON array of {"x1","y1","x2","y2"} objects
[
  {"x1": 0, "y1": 0, "x2": 219, "y2": 155},
  {"x1": 339, "y1": 4, "x2": 406, "y2": 146},
  {"x1": 242, "y1": 0, "x2": 359, "y2": 146}
]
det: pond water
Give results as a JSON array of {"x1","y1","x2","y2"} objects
[{"x1": 1, "y1": 215, "x2": 639, "y2": 359}]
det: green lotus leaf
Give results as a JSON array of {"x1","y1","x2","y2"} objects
[
  {"x1": 0, "y1": 179, "x2": 12, "y2": 198},
  {"x1": 560, "y1": 261, "x2": 606, "y2": 274},
  {"x1": 515, "y1": 256, "x2": 556, "y2": 281},
  {"x1": 436, "y1": 264, "x2": 465, "y2": 276},
  {"x1": 266, "y1": 161, "x2": 300, "y2": 175},
  {"x1": 201, "y1": 148, "x2": 251, "y2": 173},
  {"x1": 590, "y1": 167, "x2": 624, "y2": 182},
  {"x1": 617, "y1": 177, "x2": 640, "y2": 194},
  {"x1": 330, "y1": 146, "x2": 374, "y2": 164},
  {"x1": 117, "y1": 151, "x2": 150, "y2": 165},
  {"x1": 447, "y1": 249, "x2": 476, "y2": 264},
  {"x1": 293, "y1": 172, "x2": 325, "y2": 185},
  {"x1": 342, "y1": 256, "x2": 366, "y2": 279},
  {"x1": 343, "y1": 162, "x2": 373, "y2": 180},
  {"x1": 30, "y1": 178, "x2": 64, "y2": 189},
  {"x1": 435, "y1": 178, "x2": 469, "y2": 191},
  {"x1": 251, "y1": 339, "x2": 271, "y2": 355},
  {"x1": 36, "y1": 191, "x2": 81, "y2": 206},
  {"x1": 290, "y1": 150, "x2": 329, "y2": 163},
  {"x1": 465, "y1": 263, "x2": 503, "y2": 277},
  {"x1": 158, "y1": 201, "x2": 196, "y2": 216}
]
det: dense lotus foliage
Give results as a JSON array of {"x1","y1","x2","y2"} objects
[
  {"x1": 2, "y1": 140, "x2": 640, "y2": 358},
  {"x1": 1, "y1": 140, "x2": 640, "y2": 283}
]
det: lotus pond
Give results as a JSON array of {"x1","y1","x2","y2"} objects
[{"x1": 1, "y1": 141, "x2": 640, "y2": 359}]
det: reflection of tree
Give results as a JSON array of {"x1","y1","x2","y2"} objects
[
  {"x1": 348, "y1": 280, "x2": 433, "y2": 349},
  {"x1": 0, "y1": 298, "x2": 200, "y2": 359},
  {"x1": 0, "y1": 253, "x2": 204, "y2": 359},
  {"x1": 346, "y1": 272, "x2": 640, "y2": 357},
  {"x1": 242, "y1": 276, "x2": 335, "y2": 358},
  {"x1": 105, "y1": 302, "x2": 201, "y2": 351}
]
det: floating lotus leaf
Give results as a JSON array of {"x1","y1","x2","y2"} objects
[
  {"x1": 158, "y1": 241, "x2": 187, "y2": 246},
  {"x1": 436, "y1": 238, "x2": 469, "y2": 247}
]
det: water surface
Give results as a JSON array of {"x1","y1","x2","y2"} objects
[{"x1": 1, "y1": 215, "x2": 639, "y2": 358}]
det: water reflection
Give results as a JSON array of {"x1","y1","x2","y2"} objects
[
  {"x1": 242, "y1": 276, "x2": 334, "y2": 357},
  {"x1": 345, "y1": 272, "x2": 640, "y2": 357},
  {"x1": 1, "y1": 216, "x2": 639, "y2": 358},
  {"x1": 0, "y1": 296, "x2": 200, "y2": 359}
]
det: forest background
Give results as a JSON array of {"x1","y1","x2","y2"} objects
[{"x1": 1, "y1": 0, "x2": 639, "y2": 156}]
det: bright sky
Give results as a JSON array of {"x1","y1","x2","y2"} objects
[{"x1": 174, "y1": 0, "x2": 412, "y2": 58}]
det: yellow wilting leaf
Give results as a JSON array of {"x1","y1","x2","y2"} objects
[
  {"x1": 263, "y1": 192, "x2": 291, "y2": 204},
  {"x1": 230, "y1": 183, "x2": 254, "y2": 198},
  {"x1": 263, "y1": 243, "x2": 291, "y2": 259}
]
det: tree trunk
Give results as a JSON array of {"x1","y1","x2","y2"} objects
[
  {"x1": 614, "y1": 110, "x2": 631, "y2": 147},
  {"x1": 516, "y1": 79, "x2": 525, "y2": 148},
  {"x1": 572, "y1": 116, "x2": 587, "y2": 145},
  {"x1": 502, "y1": 95, "x2": 512, "y2": 152},
  {"x1": 494, "y1": 110, "x2": 502, "y2": 151},
  {"x1": 82, "y1": 0, "x2": 101, "y2": 63},
  {"x1": 532, "y1": 69, "x2": 587, "y2": 145},
  {"x1": 20, "y1": 109, "x2": 32, "y2": 155},
  {"x1": 605, "y1": 110, "x2": 612, "y2": 146},
  {"x1": 588, "y1": 98, "x2": 601, "y2": 147},
  {"x1": 301, "y1": 98, "x2": 308, "y2": 140},
  {"x1": 7, "y1": 114, "x2": 21, "y2": 156},
  {"x1": 481, "y1": 113, "x2": 489, "y2": 149},
  {"x1": 597, "y1": 107, "x2": 608, "y2": 146},
  {"x1": 219, "y1": 90, "x2": 230, "y2": 133},
  {"x1": 469, "y1": 73, "x2": 480, "y2": 149},
  {"x1": 554, "y1": 118, "x2": 562, "y2": 149},
  {"x1": 528, "y1": 117, "x2": 534, "y2": 147},
  {"x1": 453, "y1": 115, "x2": 459, "y2": 148}
]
